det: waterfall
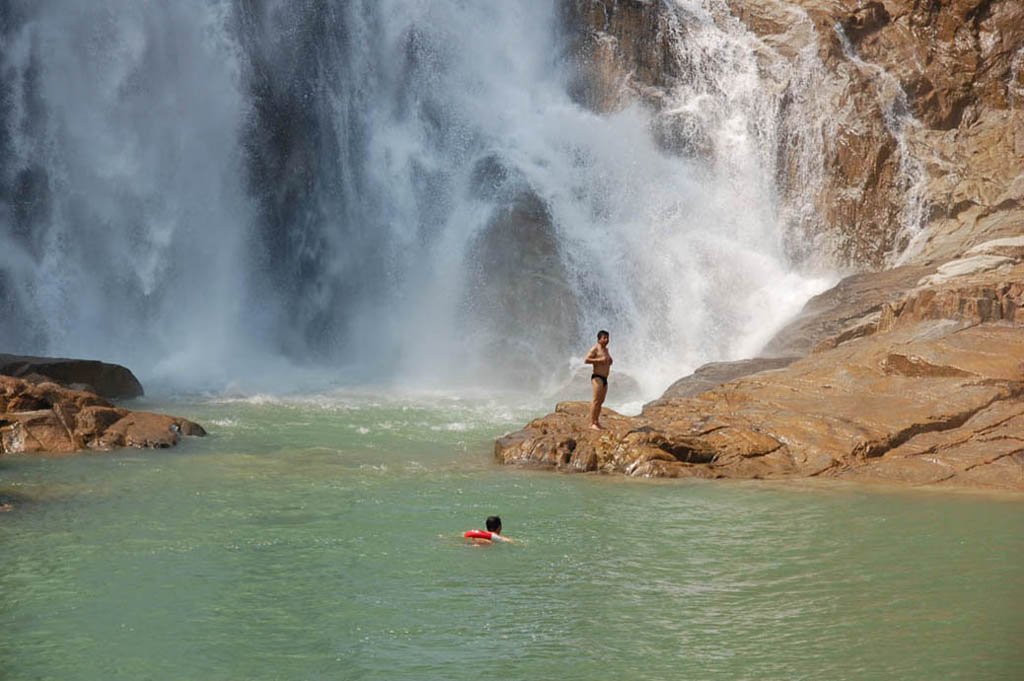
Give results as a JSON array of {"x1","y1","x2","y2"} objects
[
  {"x1": 0, "y1": 0, "x2": 250, "y2": 382},
  {"x1": 1009, "y1": 46, "x2": 1024, "y2": 110},
  {"x1": 0, "y1": 0, "x2": 830, "y2": 397}
]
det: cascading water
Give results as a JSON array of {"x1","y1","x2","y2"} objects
[
  {"x1": 0, "y1": 0, "x2": 831, "y2": 399},
  {"x1": 1009, "y1": 46, "x2": 1024, "y2": 110},
  {"x1": 0, "y1": 0, "x2": 250, "y2": 382},
  {"x1": 833, "y1": 23, "x2": 928, "y2": 267}
]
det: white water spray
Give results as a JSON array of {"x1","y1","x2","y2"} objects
[
  {"x1": 0, "y1": 0, "x2": 249, "y2": 384},
  {"x1": 1010, "y1": 46, "x2": 1024, "y2": 110},
  {"x1": 0, "y1": 0, "x2": 832, "y2": 399}
]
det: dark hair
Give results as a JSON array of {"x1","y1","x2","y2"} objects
[
  {"x1": 485, "y1": 515, "x2": 502, "y2": 532},
  {"x1": 597, "y1": 329, "x2": 609, "y2": 340}
]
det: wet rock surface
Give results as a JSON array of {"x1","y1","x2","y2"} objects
[{"x1": 0, "y1": 374, "x2": 205, "y2": 455}]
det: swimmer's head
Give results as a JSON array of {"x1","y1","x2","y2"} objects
[{"x1": 486, "y1": 515, "x2": 502, "y2": 533}]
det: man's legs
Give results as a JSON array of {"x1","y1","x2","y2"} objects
[{"x1": 590, "y1": 377, "x2": 607, "y2": 429}]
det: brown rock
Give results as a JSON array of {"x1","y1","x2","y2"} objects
[
  {"x1": 0, "y1": 374, "x2": 204, "y2": 455},
  {"x1": 763, "y1": 264, "x2": 934, "y2": 356},
  {"x1": 644, "y1": 357, "x2": 799, "y2": 411},
  {"x1": 498, "y1": 265, "x2": 1024, "y2": 490},
  {"x1": 97, "y1": 412, "x2": 206, "y2": 450},
  {"x1": 880, "y1": 263, "x2": 1024, "y2": 331},
  {"x1": 561, "y1": 0, "x2": 681, "y2": 113},
  {"x1": 75, "y1": 406, "x2": 130, "y2": 438},
  {"x1": 6, "y1": 391, "x2": 51, "y2": 412},
  {"x1": 0, "y1": 410, "x2": 76, "y2": 454}
]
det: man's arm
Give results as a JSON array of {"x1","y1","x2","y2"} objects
[{"x1": 584, "y1": 345, "x2": 600, "y2": 365}]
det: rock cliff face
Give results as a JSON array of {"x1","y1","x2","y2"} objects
[
  {"x1": 499, "y1": 2, "x2": 1024, "y2": 490},
  {"x1": 560, "y1": 0, "x2": 1024, "y2": 268}
]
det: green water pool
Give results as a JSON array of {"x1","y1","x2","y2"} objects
[{"x1": 1, "y1": 393, "x2": 1021, "y2": 680}]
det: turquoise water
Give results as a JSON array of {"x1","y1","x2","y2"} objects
[{"x1": 1, "y1": 392, "x2": 1022, "y2": 681}]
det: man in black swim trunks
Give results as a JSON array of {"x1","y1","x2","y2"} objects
[{"x1": 584, "y1": 330, "x2": 612, "y2": 430}]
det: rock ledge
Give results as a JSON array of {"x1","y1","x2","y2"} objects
[
  {"x1": 497, "y1": 262, "x2": 1024, "y2": 491},
  {"x1": 0, "y1": 354, "x2": 144, "y2": 399}
]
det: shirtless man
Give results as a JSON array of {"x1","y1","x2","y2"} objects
[{"x1": 584, "y1": 330, "x2": 612, "y2": 430}]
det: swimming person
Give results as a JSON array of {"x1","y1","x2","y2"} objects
[
  {"x1": 584, "y1": 329, "x2": 612, "y2": 430},
  {"x1": 464, "y1": 515, "x2": 514, "y2": 543}
]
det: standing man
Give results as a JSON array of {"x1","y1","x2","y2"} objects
[{"x1": 584, "y1": 330, "x2": 612, "y2": 430}]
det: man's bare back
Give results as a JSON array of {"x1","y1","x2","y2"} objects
[{"x1": 584, "y1": 330, "x2": 612, "y2": 429}]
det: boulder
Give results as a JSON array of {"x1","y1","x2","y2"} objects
[
  {"x1": 97, "y1": 412, "x2": 206, "y2": 450},
  {"x1": 0, "y1": 374, "x2": 204, "y2": 455},
  {"x1": 0, "y1": 409, "x2": 78, "y2": 454},
  {"x1": 0, "y1": 354, "x2": 144, "y2": 399}
]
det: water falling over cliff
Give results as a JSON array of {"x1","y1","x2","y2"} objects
[{"x1": 0, "y1": 0, "x2": 830, "y2": 397}]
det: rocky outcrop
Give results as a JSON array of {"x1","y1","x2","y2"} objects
[
  {"x1": 520, "y1": 2, "x2": 1024, "y2": 490},
  {"x1": 762, "y1": 264, "x2": 935, "y2": 355},
  {"x1": 0, "y1": 353, "x2": 144, "y2": 399},
  {"x1": 0, "y1": 375, "x2": 205, "y2": 455},
  {"x1": 497, "y1": 257, "x2": 1024, "y2": 490}
]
